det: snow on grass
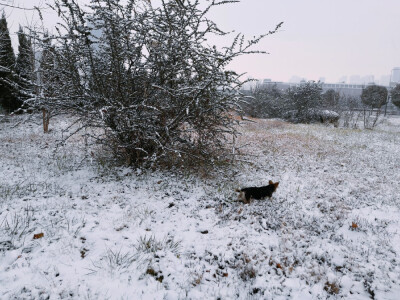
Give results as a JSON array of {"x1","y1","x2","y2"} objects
[{"x1": 1, "y1": 114, "x2": 400, "y2": 299}]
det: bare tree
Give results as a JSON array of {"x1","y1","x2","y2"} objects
[
  {"x1": 33, "y1": 0, "x2": 282, "y2": 166},
  {"x1": 339, "y1": 95, "x2": 362, "y2": 129},
  {"x1": 0, "y1": 1, "x2": 45, "y2": 11}
]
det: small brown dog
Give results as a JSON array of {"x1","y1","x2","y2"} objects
[{"x1": 236, "y1": 180, "x2": 279, "y2": 204}]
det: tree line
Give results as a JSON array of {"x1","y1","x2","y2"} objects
[
  {"x1": 242, "y1": 81, "x2": 400, "y2": 127},
  {"x1": 0, "y1": 12, "x2": 35, "y2": 112}
]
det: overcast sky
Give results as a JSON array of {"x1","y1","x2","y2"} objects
[{"x1": 2, "y1": 0, "x2": 400, "y2": 84}]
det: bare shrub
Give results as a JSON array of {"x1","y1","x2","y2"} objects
[
  {"x1": 363, "y1": 107, "x2": 383, "y2": 130},
  {"x1": 33, "y1": 0, "x2": 282, "y2": 166},
  {"x1": 339, "y1": 95, "x2": 363, "y2": 129}
]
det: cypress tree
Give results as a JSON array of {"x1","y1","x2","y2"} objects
[
  {"x1": 16, "y1": 26, "x2": 34, "y2": 81},
  {"x1": 0, "y1": 16, "x2": 32, "y2": 112},
  {"x1": 0, "y1": 13, "x2": 20, "y2": 112},
  {"x1": 0, "y1": 12, "x2": 16, "y2": 69},
  {"x1": 40, "y1": 36, "x2": 57, "y2": 97}
]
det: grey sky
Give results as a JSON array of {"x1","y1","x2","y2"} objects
[{"x1": 3, "y1": 0, "x2": 400, "y2": 84}]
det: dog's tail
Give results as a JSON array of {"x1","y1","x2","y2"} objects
[{"x1": 235, "y1": 188, "x2": 242, "y2": 192}]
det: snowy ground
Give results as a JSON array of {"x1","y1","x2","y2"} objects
[{"x1": 1, "y1": 114, "x2": 400, "y2": 299}]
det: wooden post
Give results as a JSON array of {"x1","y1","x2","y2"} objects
[{"x1": 42, "y1": 108, "x2": 50, "y2": 133}]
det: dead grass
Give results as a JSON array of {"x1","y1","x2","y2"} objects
[{"x1": 235, "y1": 119, "x2": 340, "y2": 158}]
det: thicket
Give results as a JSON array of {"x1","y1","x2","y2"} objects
[
  {"x1": 243, "y1": 81, "x2": 341, "y2": 125},
  {"x1": 361, "y1": 85, "x2": 388, "y2": 108},
  {"x1": 31, "y1": 0, "x2": 282, "y2": 166},
  {"x1": 243, "y1": 84, "x2": 285, "y2": 118},
  {"x1": 390, "y1": 84, "x2": 400, "y2": 109},
  {"x1": 0, "y1": 14, "x2": 34, "y2": 112},
  {"x1": 242, "y1": 81, "x2": 396, "y2": 130}
]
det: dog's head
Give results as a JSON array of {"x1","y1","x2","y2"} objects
[{"x1": 268, "y1": 180, "x2": 279, "y2": 190}]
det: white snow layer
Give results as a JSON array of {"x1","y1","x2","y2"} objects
[{"x1": 0, "y1": 115, "x2": 400, "y2": 299}]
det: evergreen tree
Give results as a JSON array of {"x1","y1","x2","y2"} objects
[
  {"x1": 0, "y1": 13, "x2": 22, "y2": 112},
  {"x1": 390, "y1": 84, "x2": 400, "y2": 109},
  {"x1": 286, "y1": 81, "x2": 323, "y2": 123},
  {"x1": 39, "y1": 36, "x2": 53, "y2": 92},
  {"x1": 16, "y1": 26, "x2": 34, "y2": 81},
  {"x1": 0, "y1": 12, "x2": 15, "y2": 69},
  {"x1": 246, "y1": 84, "x2": 284, "y2": 118},
  {"x1": 322, "y1": 89, "x2": 340, "y2": 109},
  {"x1": 361, "y1": 85, "x2": 388, "y2": 108},
  {"x1": 0, "y1": 18, "x2": 35, "y2": 112}
]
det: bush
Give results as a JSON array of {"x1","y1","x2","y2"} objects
[
  {"x1": 35, "y1": 0, "x2": 282, "y2": 166},
  {"x1": 361, "y1": 85, "x2": 388, "y2": 108},
  {"x1": 284, "y1": 81, "x2": 323, "y2": 123},
  {"x1": 322, "y1": 89, "x2": 340, "y2": 110},
  {"x1": 243, "y1": 84, "x2": 284, "y2": 118},
  {"x1": 391, "y1": 84, "x2": 400, "y2": 109},
  {"x1": 339, "y1": 95, "x2": 363, "y2": 129}
]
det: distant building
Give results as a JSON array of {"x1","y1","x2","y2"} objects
[
  {"x1": 379, "y1": 75, "x2": 391, "y2": 87},
  {"x1": 361, "y1": 75, "x2": 374, "y2": 85},
  {"x1": 260, "y1": 80, "x2": 291, "y2": 91},
  {"x1": 390, "y1": 67, "x2": 400, "y2": 87},
  {"x1": 262, "y1": 79, "x2": 272, "y2": 85},
  {"x1": 289, "y1": 76, "x2": 302, "y2": 84},
  {"x1": 258, "y1": 80, "x2": 367, "y2": 97},
  {"x1": 321, "y1": 83, "x2": 367, "y2": 97}
]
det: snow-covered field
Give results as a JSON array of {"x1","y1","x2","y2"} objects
[{"x1": 1, "y1": 114, "x2": 400, "y2": 299}]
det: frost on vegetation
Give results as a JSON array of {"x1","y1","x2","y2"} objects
[
  {"x1": 135, "y1": 235, "x2": 182, "y2": 257},
  {"x1": 1, "y1": 109, "x2": 400, "y2": 298},
  {"x1": 29, "y1": 0, "x2": 282, "y2": 167},
  {"x1": 89, "y1": 235, "x2": 181, "y2": 278},
  {"x1": 123, "y1": 205, "x2": 155, "y2": 226},
  {"x1": 90, "y1": 248, "x2": 137, "y2": 275},
  {"x1": 58, "y1": 216, "x2": 87, "y2": 238},
  {"x1": 243, "y1": 81, "x2": 393, "y2": 131},
  {"x1": 0, "y1": 181, "x2": 65, "y2": 202},
  {"x1": 0, "y1": 209, "x2": 35, "y2": 250}
]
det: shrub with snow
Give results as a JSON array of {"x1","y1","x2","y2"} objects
[{"x1": 34, "y1": 0, "x2": 282, "y2": 166}]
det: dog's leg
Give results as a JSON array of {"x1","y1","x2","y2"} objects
[
  {"x1": 244, "y1": 193, "x2": 251, "y2": 204},
  {"x1": 237, "y1": 191, "x2": 245, "y2": 203}
]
